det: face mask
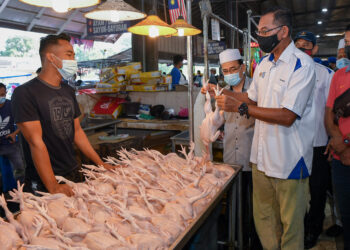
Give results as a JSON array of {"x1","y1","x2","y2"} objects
[
  {"x1": 299, "y1": 47, "x2": 313, "y2": 56},
  {"x1": 0, "y1": 97, "x2": 6, "y2": 104},
  {"x1": 336, "y1": 57, "x2": 350, "y2": 69},
  {"x1": 224, "y1": 72, "x2": 241, "y2": 86},
  {"x1": 256, "y1": 33, "x2": 281, "y2": 53},
  {"x1": 346, "y1": 46, "x2": 350, "y2": 59},
  {"x1": 52, "y1": 54, "x2": 78, "y2": 80}
]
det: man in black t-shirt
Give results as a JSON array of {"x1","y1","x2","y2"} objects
[
  {"x1": 0, "y1": 83, "x2": 24, "y2": 181},
  {"x1": 11, "y1": 34, "x2": 114, "y2": 196}
]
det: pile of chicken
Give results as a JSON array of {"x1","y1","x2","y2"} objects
[{"x1": 0, "y1": 144, "x2": 234, "y2": 250}]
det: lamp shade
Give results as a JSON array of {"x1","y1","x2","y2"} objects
[
  {"x1": 128, "y1": 15, "x2": 177, "y2": 37},
  {"x1": 85, "y1": 0, "x2": 146, "y2": 22},
  {"x1": 171, "y1": 16, "x2": 202, "y2": 36},
  {"x1": 19, "y1": 0, "x2": 100, "y2": 11}
]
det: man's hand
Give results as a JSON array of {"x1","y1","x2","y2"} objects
[
  {"x1": 6, "y1": 133, "x2": 16, "y2": 143},
  {"x1": 101, "y1": 163, "x2": 117, "y2": 171},
  {"x1": 215, "y1": 95, "x2": 242, "y2": 112},
  {"x1": 201, "y1": 83, "x2": 217, "y2": 97},
  {"x1": 340, "y1": 148, "x2": 350, "y2": 166},
  {"x1": 329, "y1": 135, "x2": 347, "y2": 154},
  {"x1": 48, "y1": 183, "x2": 74, "y2": 197}
]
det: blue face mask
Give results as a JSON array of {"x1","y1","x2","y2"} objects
[
  {"x1": 0, "y1": 97, "x2": 6, "y2": 104},
  {"x1": 336, "y1": 58, "x2": 350, "y2": 69},
  {"x1": 224, "y1": 72, "x2": 241, "y2": 86}
]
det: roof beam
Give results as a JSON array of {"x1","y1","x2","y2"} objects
[
  {"x1": 56, "y1": 9, "x2": 79, "y2": 35},
  {"x1": 0, "y1": 0, "x2": 10, "y2": 13},
  {"x1": 27, "y1": 8, "x2": 45, "y2": 31}
]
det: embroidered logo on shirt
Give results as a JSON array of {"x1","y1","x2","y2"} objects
[
  {"x1": 259, "y1": 72, "x2": 266, "y2": 78},
  {"x1": 0, "y1": 115, "x2": 10, "y2": 130}
]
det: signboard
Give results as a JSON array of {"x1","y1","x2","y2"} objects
[
  {"x1": 86, "y1": 19, "x2": 132, "y2": 36},
  {"x1": 211, "y1": 19, "x2": 220, "y2": 41},
  {"x1": 202, "y1": 41, "x2": 226, "y2": 55}
]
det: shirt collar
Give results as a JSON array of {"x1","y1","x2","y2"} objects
[
  {"x1": 268, "y1": 41, "x2": 295, "y2": 64},
  {"x1": 346, "y1": 64, "x2": 350, "y2": 72}
]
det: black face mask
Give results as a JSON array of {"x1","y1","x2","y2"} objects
[
  {"x1": 256, "y1": 33, "x2": 281, "y2": 53},
  {"x1": 299, "y1": 47, "x2": 313, "y2": 56},
  {"x1": 346, "y1": 46, "x2": 350, "y2": 59}
]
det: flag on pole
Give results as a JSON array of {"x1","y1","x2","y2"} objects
[{"x1": 168, "y1": 0, "x2": 187, "y2": 24}]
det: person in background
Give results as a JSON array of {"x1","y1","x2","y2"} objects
[
  {"x1": 170, "y1": 55, "x2": 186, "y2": 88},
  {"x1": 294, "y1": 31, "x2": 335, "y2": 249},
  {"x1": 328, "y1": 57, "x2": 337, "y2": 71},
  {"x1": 0, "y1": 83, "x2": 24, "y2": 182},
  {"x1": 214, "y1": 6, "x2": 316, "y2": 249},
  {"x1": 336, "y1": 25, "x2": 350, "y2": 69},
  {"x1": 209, "y1": 68, "x2": 218, "y2": 84},
  {"x1": 11, "y1": 34, "x2": 114, "y2": 197},
  {"x1": 194, "y1": 70, "x2": 202, "y2": 87},
  {"x1": 322, "y1": 60, "x2": 330, "y2": 68},
  {"x1": 325, "y1": 29, "x2": 350, "y2": 250}
]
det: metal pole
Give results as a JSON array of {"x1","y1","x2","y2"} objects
[
  {"x1": 247, "y1": 10, "x2": 253, "y2": 75},
  {"x1": 187, "y1": 0, "x2": 194, "y2": 142},
  {"x1": 209, "y1": 12, "x2": 258, "y2": 43},
  {"x1": 203, "y1": 14, "x2": 209, "y2": 81},
  {"x1": 141, "y1": 0, "x2": 146, "y2": 71},
  {"x1": 237, "y1": 171, "x2": 243, "y2": 250}
]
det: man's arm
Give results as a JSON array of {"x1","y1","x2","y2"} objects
[
  {"x1": 325, "y1": 107, "x2": 347, "y2": 154},
  {"x1": 216, "y1": 94, "x2": 297, "y2": 127},
  {"x1": 17, "y1": 121, "x2": 74, "y2": 196},
  {"x1": 73, "y1": 118, "x2": 115, "y2": 170}
]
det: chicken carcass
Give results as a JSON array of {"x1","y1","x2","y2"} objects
[{"x1": 200, "y1": 82, "x2": 225, "y2": 155}]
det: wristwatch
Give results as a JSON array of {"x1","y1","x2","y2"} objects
[{"x1": 238, "y1": 103, "x2": 249, "y2": 118}]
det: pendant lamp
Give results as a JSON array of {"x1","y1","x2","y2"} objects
[
  {"x1": 171, "y1": 16, "x2": 201, "y2": 36},
  {"x1": 128, "y1": 14, "x2": 177, "y2": 37},
  {"x1": 19, "y1": 0, "x2": 100, "y2": 13},
  {"x1": 85, "y1": 0, "x2": 146, "y2": 22}
]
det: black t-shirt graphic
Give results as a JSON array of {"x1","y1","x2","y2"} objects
[{"x1": 11, "y1": 78, "x2": 81, "y2": 181}]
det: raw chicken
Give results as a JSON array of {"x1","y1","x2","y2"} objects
[{"x1": 200, "y1": 81, "x2": 225, "y2": 155}]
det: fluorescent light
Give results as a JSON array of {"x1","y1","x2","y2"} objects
[
  {"x1": 317, "y1": 21, "x2": 323, "y2": 25},
  {"x1": 325, "y1": 33, "x2": 345, "y2": 37},
  {"x1": 322, "y1": 8, "x2": 328, "y2": 12},
  {"x1": 316, "y1": 34, "x2": 320, "y2": 38}
]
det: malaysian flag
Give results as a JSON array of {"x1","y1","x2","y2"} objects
[{"x1": 168, "y1": 0, "x2": 187, "y2": 24}]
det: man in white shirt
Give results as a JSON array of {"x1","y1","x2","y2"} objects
[
  {"x1": 215, "y1": 6, "x2": 316, "y2": 250},
  {"x1": 294, "y1": 31, "x2": 334, "y2": 249}
]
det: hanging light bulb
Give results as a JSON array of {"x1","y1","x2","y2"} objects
[
  {"x1": 85, "y1": 0, "x2": 146, "y2": 22},
  {"x1": 178, "y1": 28, "x2": 185, "y2": 37},
  {"x1": 110, "y1": 11, "x2": 120, "y2": 23},
  {"x1": 170, "y1": 16, "x2": 201, "y2": 36},
  {"x1": 128, "y1": 15, "x2": 177, "y2": 37},
  {"x1": 149, "y1": 25, "x2": 159, "y2": 38},
  {"x1": 52, "y1": 0, "x2": 69, "y2": 13},
  {"x1": 19, "y1": 0, "x2": 100, "y2": 11}
]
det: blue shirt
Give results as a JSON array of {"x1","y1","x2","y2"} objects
[
  {"x1": 171, "y1": 67, "x2": 181, "y2": 85},
  {"x1": 0, "y1": 100, "x2": 16, "y2": 145}
]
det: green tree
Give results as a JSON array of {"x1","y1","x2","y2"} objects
[{"x1": 0, "y1": 36, "x2": 35, "y2": 57}]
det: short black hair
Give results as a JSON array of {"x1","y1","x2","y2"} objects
[
  {"x1": 39, "y1": 33, "x2": 71, "y2": 61},
  {"x1": 346, "y1": 24, "x2": 350, "y2": 31},
  {"x1": 0, "y1": 83, "x2": 6, "y2": 91},
  {"x1": 173, "y1": 55, "x2": 184, "y2": 65},
  {"x1": 262, "y1": 6, "x2": 293, "y2": 35},
  {"x1": 36, "y1": 67, "x2": 42, "y2": 74},
  {"x1": 238, "y1": 59, "x2": 243, "y2": 65}
]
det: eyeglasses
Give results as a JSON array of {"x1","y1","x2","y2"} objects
[{"x1": 255, "y1": 25, "x2": 284, "y2": 36}]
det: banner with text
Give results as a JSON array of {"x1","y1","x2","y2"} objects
[{"x1": 86, "y1": 19, "x2": 132, "y2": 36}]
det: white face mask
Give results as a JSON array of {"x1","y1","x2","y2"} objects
[{"x1": 52, "y1": 54, "x2": 78, "y2": 80}]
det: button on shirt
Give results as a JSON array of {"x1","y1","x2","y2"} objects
[
  {"x1": 247, "y1": 42, "x2": 316, "y2": 179},
  {"x1": 223, "y1": 77, "x2": 255, "y2": 171},
  {"x1": 313, "y1": 63, "x2": 334, "y2": 147}
]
